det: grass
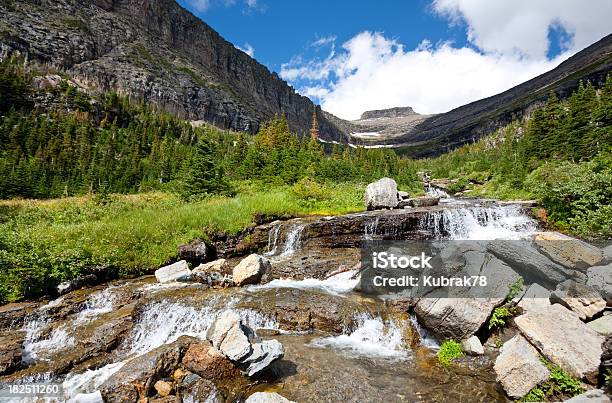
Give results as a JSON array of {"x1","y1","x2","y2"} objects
[
  {"x1": 0, "y1": 181, "x2": 365, "y2": 303},
  {"x1": 437, "y1": 340, "x2": 464, "y2": 366},
  {"x1": 521, "y1": 359, "x2": 584, "y2": 401}
]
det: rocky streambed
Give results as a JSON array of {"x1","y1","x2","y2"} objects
[{"x1": 0, "y1": 198, "x2": 610, "y2": 402}]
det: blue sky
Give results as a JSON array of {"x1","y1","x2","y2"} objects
[{"x1": 178, "y1": 0, "x2": 612, "y2": 119}]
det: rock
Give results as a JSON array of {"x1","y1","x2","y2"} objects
[
  {"x1": 232, "y1": 254, "x2": 271, "y2": 286},
  {"x1": 100, "y1": 336, "x2": 194, "y2": 402},
  {"x1": 179, "y1": 239, "x2": 214, "y2": 264},
  {"x1": 365, "y1": 178, "x2": 399, "y2": 210},
  {"x1": 461, "y1": 336, "x2": 484, "y2": 356},
  {"x1": 206, "y1": 311, "x2": 251, "y2": 361},
  {"x1": 493, "y1": 335, "x2": 550, "y2": 399},
  {"x1": 551, "y1": 280, "x2": 606, "y2": 320},
  {"x1": 515, "y1": 304, "x2": 604, "y2": 382},
  {"x1": 408, "y1": 196, "x2": 440, "y2": 207},
  {"x1": 488, "y1": 240, "x2": 584, "y2": 289},
  {"x1": 192, "y1": 259, "x2": 233, "y2": 287},
  {"x1": 429, "y1": 178, "x2": 456, "y2": 191},
  {"x1": 398, "y1": 191, "x2": 410, "y2": 200},
  {"x1": 178, "y1": 373, "x2": 219, "y2": 402},
  {"x1": 154, "y1": 380, "x2": 173, "y2": 397},
  {"x1": 604, "y1": 245, "x2": 612, "y2": 263},
  {"x1": 534, "y1": 232, "x2": 604, "y2": 271},
  {"x1": 587, "y1": 264, "x2": 612, "y2": 304},
  {"x1": 564, "y1": 389, "x2": 610, "y2": 402},
  {"x1": 517, "y1": 283, "x2": 551, "y2": 313},
  {"x1": 587, "y1": 316, "x2": 612, "y2": 336},
  {"x1": 182, "y1": 341, "x2": 241, "y2": 381},
  {"x1": 245, "y1": 392, "x2": 295, "y2": 403},
  {"x1": 155, "y1": 260, "x2": 191, "y2": 283},
  {"x1": 56, "y1": 274, "x2": 98, "y2": 295},
  {"x1": 602, "y1": 335, "x2": 612, "y2": 385},
  {"x1": 498, "y1": 200, "x2": 539, "y2": 208},
  {"x1": 239, "y1": 339, "x2": 284, "y2": 376},
  {"x1": 0, "y1": 331, "x2": 25, "y2": 375}
]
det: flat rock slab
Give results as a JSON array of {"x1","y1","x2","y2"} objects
[
  {"x1": 155, "y1": 260, "x2": 191, "y2": 283},
  {"x1": 515, "y1": 304, "x2": 604, "y2": 383},
  {"x1": 564, "y1": 389, "x2": 611, "y2": 403},
  {"x1": 494, "y1": 334, "x2": 550, "y2": 398},
  {"x1": 551, "y1": 280, "x2": 606, "y2": 320},
  {"x1": 517, "y1": 283, "x2": 551, "y2": 314},
  {"x1": 534, "y1": 232, "x2": 604, "y2": 271},
  {"x1": 587, "y1": 263, "x2": 612, "y2": 304},
  {"x1": 587, "y1": 315, "x2": 612, "y2": 336}
]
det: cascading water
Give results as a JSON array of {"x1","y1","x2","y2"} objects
[
  {"x1": 364, "y1": 216, "x2": 380, "y2": 240},
  {"x1": 279, "y1": 223, "x2": 304, "y2": 257},
  {"x1": 420, "y1": 204, "x2": 537, "y2": 240},
  {"x1": 426, "y1": 184, "x2": 449, "y2": 198},
  {"x1": 264, "y1": 222, "x2": 282, "y2": 256},
  {"x1": 75, "y1": 287, "x2": 117, "y2": 324},
  {"x1": 249, "y1": 269, "x2": 360, "y2": 295}
]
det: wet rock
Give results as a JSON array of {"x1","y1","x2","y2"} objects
[
  {"x1": 206, "y1": 311, "x2": 251, "y2": 361},
  {"x1": 564, "y1": 389, "x2": 610, "y2": 402},
  {"x1": 588, "y1": 316, "x2": 612, "y2": 336},
  {"x1": 551, "y1": 280, "x2": 606, "y2": 320},
  {"x1": 517, "y1": 283, "x2": 551, "y2": 313},
  {"x1": 408, "y1": 196, "x2": 439, "y2": 207},
  {"x1": 245, "y1": 392, "x2": 295, "y2": 403},
  {"x1": 461, "y1": 336, "x2": 484, "y2": 356},
  {"x1": 179, "y1": 239, "x2": 214, "y2": 264},
  {"x1": 155, "y1": 260, "x2": 191, "y2": 283},
  {"x1": 182, "y1": 341, "x2": 241, "y2": 381},
  {"x1": 497, "y1": 200, "x2": 539, "y2": 208},
  {"x1": 365, "y1": 177, "x2": 399, "y2": 210},
  {"x1": 604, "y1": 245, "x2": 612, "y2": 263},
  {"x1": 515, "y1": 304, "x2": 604, "y2": 383},
  {"x1": 239, "y1": 339, "x2": 284, "y2": 377},
  {"x1": 398, "y1": 191, "x2": 410, "y2": 200},
  {"x1": 56, "y1": 274, "x2": 98, "y2": 295},
  {"x1": 488, "y1": 241, "x2": 584, "y2": 289},
  {"x1": 0, "y1": 331, "x2": 25, "y2": 375},
  {"x1": 232, "y1": 254, "x2": 271, "y2": 286},
  {"x1": 154, "y1": 380, "x2": 173, "y2": 397},
  {"x1": 587, "y1": 264, "x2": 612, "y2": 304},
  {"x1": 0, "y1": 302, "x2": 39, "y2": 329},
  {"x1": 100, "y1": 336, "x2": 194, "y2": 402},
  {"x1": 534, "y1": 232, "x2": 604, "y2": 271},
  {"x1": 178, "y1": 373, "x2": 218, "y2": 402},
  {"x1": 493, "y1": 335, "x2": 550, "y2": 399},
  {"x1": 193, "y1": 259, "x2": 233, "y2": 287}
]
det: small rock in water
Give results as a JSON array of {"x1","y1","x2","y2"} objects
[
  {"x1": 398, "y1": 190, "x2": 410, "y2": 200},
  {"x1": 551, "y1": 280, "x2": 606, "y2": 320},
  {"x1": 245, "y1": 392, "x2": 295, "y2": 403},
  {"x1": 192, "y1": 259, "x2": 233, "y2": 287},
  {"x1": 155, "y1": 260, "x2": 192, "y2": 283},
  {"x1": 153, "y1": 380, "x2": 173, "y2": 397},
  {"x1": 461, "y1": 336, "x2": 484, "y2": 355},
  {"x1": 207, "y1": 311, "x2": 251, "y2": 361},
  {"x1": 232, "y1": 254, "x2": 271, "y2": 286},
  {"x1": 239, "y1": 339, "x2": 284, "y2": 376},
  {"x1": 494, "y1": 335, "x2": 550, "y2": 398},
  {"x1": 365, "y1": 177, "x2": 399, "y2": 210},
  {"x1": 178, "y1": 373, "x2": 218, "y2": 403}
]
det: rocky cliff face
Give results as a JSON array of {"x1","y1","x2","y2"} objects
[{"x1": 0, "y1": 0, "x2": 347, "y2": 141}]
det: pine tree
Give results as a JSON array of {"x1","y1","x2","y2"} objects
[{"x1": 181, "y1": 137, "x2": 228, "y2": 199}]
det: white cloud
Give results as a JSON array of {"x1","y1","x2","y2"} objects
[
  {"x1": 281, "y1": 1, "x2": 612, "y2": 120},
  {"x1": 236, "y1": 43, "x2": 255, "y2": 57},
  {"x1": 246, "y1": 0, "x2": 257, "y2": 8},
  {"x1": 310, "y1": 35, "x2": 337, "y2": 48},
  {"x1": 186, "y1": 0, "x2": 210, "y2": 12}
]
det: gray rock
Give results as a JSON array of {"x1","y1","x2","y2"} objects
[
  {"x1": 408, "y1": 196, "x2": 440, "y2": 207},
  {"x1": 551, "y1": 280, "x2": 606, "y2": 320},
  {"x1": 587, "y1": 263, "x2": 612, "y2": 304},
  {"x1": 461, "y1": 336, "x2": 484, "y2": 355},
  {"x1": 488, "y1": 240, "x2": 584, "y2": 289},
  {"x1": 206, "y1": 311, "x2": 251, "y2": 361},
  {"x1": 587, "y1": 315, "x2": 612, "y2": 336},
  {"x1": 603, "y1": 244, "x2": 612, "y2": 263},
  {"x1": 534, "y1": 232, "x2": 604, "y2": 271},
  {"x1": 563, "y1": 389, "x2": 611, "y2": 402},
  {"x1": 56, "y1": 274, "x2": 98, "y2": 295},
  {"x1": 232, "y1": 254, "x2": 271, "y2": 286},
  {"x1": 494, "y1": 335, "x2": 550, "y2": 398},
  {"x1": 154, "y1": 260, "x2": 191, "y2": 283},
  {"x1": 245, "y1": 392, "x2": 295, "y2": 403},
  {"x1": 365, "y1": 178, "x2": 399, "y2": 210},
  {"x1": 178, "y1": 239, "x2": 213, "y2": 264},
  {"x1": 398, "y1": 191, "x2": 410, "y2": 200},
  {"x1": 515, "y1": 304, "x2": 604, "y2": 383},
  {"x1": 0, "y1": 331, "x2": 25, "y2": 376},
  {"x1": 239, "y1": 339, "x2": 284, "y2": 376},
  {"x1": 193, "y1": 259, "x2": 233, "y2": 287},
  {"x1": 517, "y1": 283, "x2": 551, "y2": 313}
]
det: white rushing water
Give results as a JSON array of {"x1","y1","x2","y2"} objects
[
  {"x1": 310, "y1": 314, "x2": 408, "y2": 360},
  {"x1": 75, "y1": 287, "x2": 117, "y2": 324},
  {"x1": 421, "y1": 204, "x2": 537, "y2": 240},
  {"x1": 426, "y1": 185, "x2": 449, "y2": 198},
  {"x1": 264, "y1": 222, "x2": 282, "y2": 256},
  {"x1": 63, "y1": 361, "x2": 126, "y2": 403},
  {"x1": 249, "y1": 269, "x2": 359, "y2": 295},
  {"x1": 279, "y1": 223, "x2": 304, "y2": 257}
]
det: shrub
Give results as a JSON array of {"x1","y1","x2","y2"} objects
[
  {"x1": 291, "y1": 177, "x2": 331, "y2": 204},
  {"x1": 488, "y1": 306, "x2": 515, "y2": 330},
  {"x1": 521, "y1": 359, "x2": 584, "y2": 401},
  {"x1": 438, "y1": 339, "x2": 464, "y2": 366}
]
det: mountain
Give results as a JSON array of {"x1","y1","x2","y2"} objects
[
  {"x1": 0, "y1": 0, "x2": 347, "y2": 140},
  {"x1": 342, "y1": 34, "x2": 612, "y2": 156}
]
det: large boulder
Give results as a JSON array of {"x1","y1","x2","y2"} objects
[
  {"x1": 246, "y1": 392, "x2": 295, "y2": 403},
  {"x1": 206, "y1": 311, "x2": 252, "y2": 361},
  {"x1": 100, "y1": 336, "x2": 194, "y2": 402},
  {"x1": 182, "y1": 341, "x2": 241, "y2": 381},
  {"x1": 494, "y1": 335, "x2": 550, "y2": 399},
  {"x1": 408, "y1": 196, "x2": 440, "y2": 207},
  {"x1": 550, "y1": 280, "x2": 606, "y2": 320},
  {"x1": 365, "y1": 178, "x2": 399, "y2": 210},
  {"x1": 239, "y1": 339, "x2": 284, "y2": 376},
  {"x1": 534, "y1": 232, "x2": 604, "y2": 271},
  {"x1": 517, "y1": 283, "x2": 551, "y2": 314},
  {"x1": 232, "y1": 254, "x2": 271, "y2": 286},
  {"x1": 155, "y1": 260, "x2": 191, "y2": 283},
  {"x1": 0, "y1": 331, "x2": 25, "y2": 375},
  {"x1": 515, "y1": 304, "x2": 604, "y2": 383},
  {"x1": 178, "y1": 373, "x2": 219, "y2": 403},
  {"x1": 588, "y1": 315, "x2": 612, "y2": 336},
  {"x1": 587, "y1": 263, "x2": 612, "y2": 304}
]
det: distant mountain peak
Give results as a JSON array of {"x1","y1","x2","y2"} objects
[{"x1": 359, "y1": 107, "x2": 418, "y2": 120}]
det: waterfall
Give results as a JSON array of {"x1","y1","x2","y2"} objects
[
  {"x1": 279, "y1": 223, "x2": 304, "y2": 257},
  {"x1": 75, "y1": 287, "x2": 117, "y2": 324},
  {"x1": 420, "y1": 204, "x2": 536, "y2": 240},
  {"x1": 248, "y1": 269, "x2": 360, "y2": 295},
  {"x1": 426, "y1": 184, "x2": 449, "y2": 198},
  {"x1": 264, "y1": 222, "x2": 282, "y2": 256},
  {"x1": 364, "y1": 216, "x2": 380, "y2": 240}
]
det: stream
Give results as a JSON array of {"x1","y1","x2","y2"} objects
[{"x1": 0, "y1": 196, "x2": 541, "y2": 402}]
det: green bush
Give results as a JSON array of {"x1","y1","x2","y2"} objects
[
  {"x1": 488, "y1": 306, "x2": 515, "y2": 330},
  {"x1": 521, "y1": 359, "x2": 584, "y2": 401},
  {"x1": 438, "y1": 339, "x2": 464, "y2": 366}
]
